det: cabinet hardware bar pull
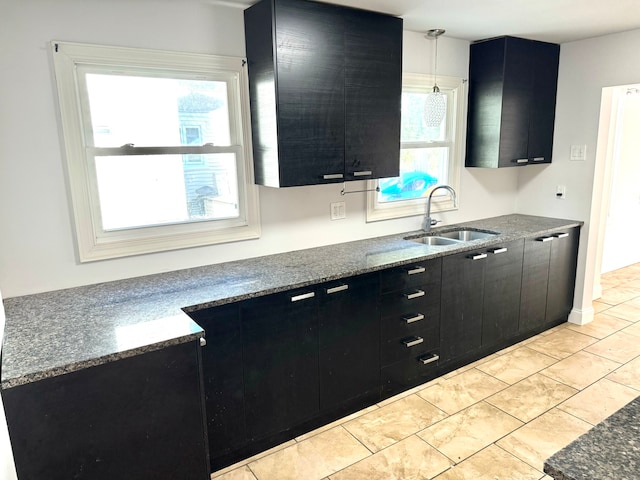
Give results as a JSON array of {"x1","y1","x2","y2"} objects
[
  {"x1": 469, "y1": 253, "x2": 488, "y2": 260},
  {"x1": 199, "y1": 337, "x2": 207, "y2": 347},
  {"x1": 326, "y1": 284, "x2": 349, "y2": 294},
  {"x1": 406, "y1": 266, "x2": 426, "y2": 275},
  {"x1": 418, "y1": 353, "x2": 439, "y2": 365},
  {"x1": 515, "y1": 158, "x2": 529, "y2": 164},
  {"x1": 532, "y1": 157, "x2": 545, "y2": 162},
  {"x1": 404, "y1": 290, "x2": 425, "y2": 300},
  {"x1": 537, "y1": 236, "x2": 554, "y2": 242},
  {"x1": 352, "y1": 170, "x2": 373, "y2": 177},
  {"x1": 290, "y1": 292, "x2": 315, "y2": 302},
  {"x1": 403, "y1": 313, "x2": 425, "y2": 324},
  {"x1": 402, "y1": 336, "x2": 424, "y2": 347},
  {"x1": 490, "y1": 247, "x2": 508, "y2": 254},
  {"x1": 323, "y1": 173, "x2": 344, "y2": 180},
  {"x1": 553, "y1": 232, "x2": 569, "y2": 239}
]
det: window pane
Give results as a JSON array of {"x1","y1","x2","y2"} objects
[
  {"x1": 95, "y1": 153, "x2": 239, "y2": 230},
  {"x1": 378, "y1": 147, "x2": 448, "y2": 203},
  {"x1": 400, "y1": 91, "x2": 447, "y2": 142},
  {"x1": 85, "y1": 74, "x2": 231, "y2": 147}
]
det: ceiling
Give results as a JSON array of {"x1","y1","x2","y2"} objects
[{"x1": 209, "y1": 0, "x2": 640, "y2": 44}]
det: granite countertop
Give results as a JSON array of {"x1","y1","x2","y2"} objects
[
  {"x1": 0, "y1": 214, "x2": 582, "y2": 390},
  {"x1": 545, "y1": 395, "x2": 640, "y2": 479}
]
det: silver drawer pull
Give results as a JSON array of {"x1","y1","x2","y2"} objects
[
  {"x1": 403, "y1": 313, "x2": 425, "y2": 324},
  {"x1": 326, "y1": 284, "x2": 349, "y2": 295},
  {"x1": 291, "y1": 292, "x2": 315, "y2": 302},
  {"x1": 469, "y1": 253, "x2": 487, "y2": 260},
  {"x1": 323, "y1": 173, "x2": 343, "y2": 180},
  {"x1": 490, "y1": 247, "x2": 508, "y2": 254},
  {"x1": 553, "y1": 232, "x2": 569, "y2": 239},
  {"x1": 404, "y1": 290, "x2": 425, "y2": 300},
  {"x1": 406, "y1": 266, "x2": 426, "y2": 275},
  {"x1": 402, "y1": 336, "x2": 424, "y2": 348},
  {"x1": 532, "y1": 157, "x2": 545, "y2": 162},
  {"x1": 537, "y1": 236, "x2": 554, "y2": 242},
  {"x1": 418, "y1": 353, "x2": 439, "y2": 365},
  {"x1": 515, "y1": 158, "x2": 529, "y2": 164},
  {"x1": 352, "y1": 170, "x2": 373, "y2": 177}
]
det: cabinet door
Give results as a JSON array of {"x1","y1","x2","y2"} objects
[
  {"x1": 546, "y1": 229, "x2": 580, "y2": 323},
  {"x1": 245, "y1": 0, "x2": 345, "y2": 187},
  {"x1": 440, "y1": 250, "x2": 486, "y2": 362},
  {"x1": 344, "y1": 9, "x2": 402, "y2": 180},
  {"x1": 499, "y1": 37, "x2": 534, "y2": 167},
  {"x1": 527, "y1": 41, "x2": 560, "y2": 164},
  {"x1": 519, "y1": 235, "x2": 552, "y2": 333},
  {"x1": 188, "y1": 305, "x2": 245, "y2": 471},
  {"x1": 3, "y1": 341, "x2": 210, "y2": 480},
  {"x1": 242, "y1": 288, "x2": 319, "y2": 440},
  {"x1": 481, "y1": 239, "x2": 524, "y2": 346},
  {"x1": 318, "y1": 273, "x2": 380, "y2": 411}
]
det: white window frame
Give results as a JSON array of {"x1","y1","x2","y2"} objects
[
  {"x1": 52, "y1": 41, "x2": 260, "y2": 262},
  {"x1": 366, "y1": 73, "x2": 466, "y2": 222}
]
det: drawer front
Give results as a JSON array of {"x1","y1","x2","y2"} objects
[
  {"x1": 380, "y1": 287, "x2": 437, "y2": 318},
  {"x1": 381, "y1": 351, "x2": 440, "y2": 395},
  {"x1": 381, "y1": 300, "x2": 439, "y2": 340},
  {"x1": 381, "y1": 327, "x2": 439, "y2": 365},
  {"x1": 380, "y1": 258, "x2": 441, "y2": 294}
]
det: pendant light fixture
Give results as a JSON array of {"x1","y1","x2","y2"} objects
[{"x1": 424, "y1": 28, "x2": 446, "y2": 128}]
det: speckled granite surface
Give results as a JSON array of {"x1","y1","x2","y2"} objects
[
  {"x1": 545, "y1": 395, "x2": 640, "y2": 479},
  {"x1": 1, "y1": 214, "x2": 582, "y2": 389}
]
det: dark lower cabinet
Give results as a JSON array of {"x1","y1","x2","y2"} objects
[
  {"x1": 520, "y1": 227, "x2": 580, "y2": 333},
  {"x1": 188, "y1": 305, "x2": 245, "y2": 472},
  {"x1": 481, "y1": 240, "x2": 524, "y2": 345},
  {"x1": 2, "y1": 341, "x2": 210, "y2": 480},
  {"x1": 319, "y1": 273, "x2": 380, "y2": 411},
  {"x1": 242, "y1": 288, "x2": 319, "y2": 441},
  {"x1": 440, "y1": 250, "x2": 486, "y2": 362}
]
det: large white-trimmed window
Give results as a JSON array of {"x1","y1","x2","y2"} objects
[
  {"x1": 366, "y1": 73, "x2": 465, "y2": 221},
  {"x1": 52, "y1": 41, "x2": 259, "y2": 262}
]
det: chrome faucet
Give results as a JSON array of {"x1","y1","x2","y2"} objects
[{"x1": 423, "y1": 185, "x2": 458, "y2": 231}]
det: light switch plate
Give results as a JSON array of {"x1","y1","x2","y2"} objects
[
  {"x1": 330, "y1": 201, "x2": 346, "y2": 220},
  {"x1": 570, "y1": 144, "x2": 587, "y2": 161}
]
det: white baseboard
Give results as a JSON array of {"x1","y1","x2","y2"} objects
[{"x1": 568, "y1": 306, "x2": 595, "y2": 325}]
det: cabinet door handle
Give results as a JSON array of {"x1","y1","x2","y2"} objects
[
  {"x1": 402, "y1": 336, "x2": 424, "y2": 348},
  {"x1": 537, "y1": 236, "x2": 554, "y2": 242},
  {"x1": 403, "y1": 313, "x2": 425, "y2": 324},
  {"x1": 468, "y1": 253, "x2": 487, "y2": 260},
  {"x1": 532, "y1": 157, "x2": 545, "y2": 162},
  {"x1": 404, "y1": 290, "x2": 425, "y2": 300},
  {"x1": 199, "y1": 337, "x2": 207, "y2": 347},
  {"x1": 514, "y1": 158, "x2": 529, "y2": 164},
  {"x1": 553, "y1": 232, "x2": 569, "y2": 239},
  {"x1": 290, "y1": 291, "x2": 315, "y2": 302},
  {"x1": 418, "y1": 353, "x2": 439, "y2": 365},
  {"x1": 323, "y1": 173, "x2": 344, "y2": 180},
  {"x1": 326, "y1": 284, "x2": 349, "y2": 295},
  {"x1": 489, "y1": 247, "x2": 508, "y2": 254},
  {"x1": 406, "y1": 266, "x2": 426, "y2": 275},
  {"x1": 352, "y1": 170, "x2": 373, "y2": 177}
]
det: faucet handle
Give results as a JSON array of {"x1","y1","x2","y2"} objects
[{"x1": 430, "y1": 219, "x2": 439, "y2": 226}]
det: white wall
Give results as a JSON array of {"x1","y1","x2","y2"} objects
[
  {"x1": 0, "y1": 1, "x2": 520, "y2": 298},
  {"x1": 516, "y1": 28, "x2": 640, "y2": 322}
]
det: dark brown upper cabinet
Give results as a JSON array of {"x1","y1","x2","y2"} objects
[
  {"x1": 244, "y1": 0, "x2": 402, "y2": 187},
  {"x1": 465, "y1": 36, "x2": 560, "y2": 168}
]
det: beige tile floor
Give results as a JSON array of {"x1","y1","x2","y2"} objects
[{"x1": 212, "y1": 263, "x2": 640, "y2": 480}]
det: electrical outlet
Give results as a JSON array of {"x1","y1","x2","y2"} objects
[
  {"x1": 556, "y1": 185, "x2": 566, "y2": 199},
  {"x1": 330, "y1": 201, "x2": 346, "y2": 220}
]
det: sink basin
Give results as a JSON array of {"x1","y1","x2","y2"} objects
[
  {"x1": 405, "y1": 229, "x2": 498, "y2": 246},
  {"x1": 437, "y1": 229, "x2": 498, "y2": 241},
  {"x1": 411, "y1": 236, "x2": 461, "y2": 246}
]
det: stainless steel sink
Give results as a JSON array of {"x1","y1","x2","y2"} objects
[
  {"x1": 437, "y1": 229, "x2": 498, "y2": 241},
  {"x1": 405, "y1": 229, "x2": 498, "y2": 246},
  {"x1": 411, "y1": 236, "x2": 461, "y2": 246}
]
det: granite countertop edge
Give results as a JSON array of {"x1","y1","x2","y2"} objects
[{"x1": 1, "y1": 214, "x2": 584, "y2": 390}]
